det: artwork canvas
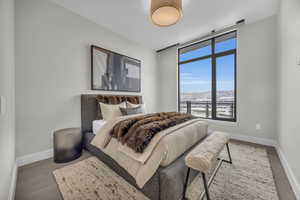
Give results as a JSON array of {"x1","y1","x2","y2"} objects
[{"x1": 91, "y1": 45, "x2": 141, "y2": 92}]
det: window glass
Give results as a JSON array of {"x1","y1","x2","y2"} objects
[
  {"x1": 179, "y1": 40, "x2": 211, "y2": 62},
  {"x1": 179, "y1": 58, "x2": 212, "y2": 118},
  {"x1": 216, "y1": 54, "x2": 235, "y2": 119},
  {"x1": 215, "y1": 32, "x2": 236, "y2": 53}
]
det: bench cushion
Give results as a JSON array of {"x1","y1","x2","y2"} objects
[{"x1": 185, "y1": 131, "x2": 229, "y2": 172}]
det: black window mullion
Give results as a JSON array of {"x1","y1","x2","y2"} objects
[
  {"x1": 234, "y1": 52, "x2": 237, "y2": 121},
  {"x1": 178, "y1": 51, "x2": 181, "y2": 112},
  {"x1": 211, "y1": 38, "x2": 217, "y2": 119}
]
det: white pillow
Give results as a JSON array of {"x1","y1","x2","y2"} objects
[
  {"x1": 99, "y1": 102, "x2": 126, "y2": 120},
  {"x1": 126, "y1": 101, "x2": 147, "y2": 113},
  {"x1": 92, "y1": 120, "x2": 107, "y2": 134}
]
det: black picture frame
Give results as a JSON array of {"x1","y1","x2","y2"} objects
[{"x1": 91, "y1": 45, "x2": 141, "y2": 92}]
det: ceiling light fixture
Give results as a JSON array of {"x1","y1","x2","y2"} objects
[{"x1": 150, "y1": 0, "x2": 183, "y2": 27}]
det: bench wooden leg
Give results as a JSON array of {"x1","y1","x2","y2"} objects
[
  {"x1": 226, "y1": 143, "x2": 232, "y2": 164},
  {"x1": 201, "y1": 172, "x2": 211, "y2": 200},
  {"x1": 182, "y1": 167, "x2": 191, "y2": 200},
  {"x1": 217, "y1": 143, "x2": 233, "y2": 164}
]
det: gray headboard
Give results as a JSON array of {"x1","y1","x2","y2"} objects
[{"x1": 81, "y1": 94, "x2": 142, "y2": 133}]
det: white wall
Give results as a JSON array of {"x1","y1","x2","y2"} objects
[
  {"x1": 15, "y1": 0, "x2": 158, "y2": 157},
  {"x1": 0, "y1": 0, "x2": 15, "y2": 199},
  {"x1": 278, "y1": 0, "x2": 300, "y2": 196},
  {"x1": 157, "y1": 16, "x2": 278, "y2": 141}
]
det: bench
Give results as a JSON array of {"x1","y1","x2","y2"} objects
[{"x1": 182, "y1": 131, "x2": 232, "y2": 200}]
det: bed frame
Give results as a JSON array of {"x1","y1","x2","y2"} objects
[{"x1": 81, "y1": 94, "x2": 203, "y2": 200}]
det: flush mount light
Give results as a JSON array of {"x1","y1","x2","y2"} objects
[{"x1": 151, "y1": 0, "x2": 183, "y2": 27}]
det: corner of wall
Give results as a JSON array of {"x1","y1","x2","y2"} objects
[
  {"x1": 8, "y1": 162, "x2": 18, "y2": 200},
  {"x1": 275, "y1": 144, "x2": 300, "y2": 200}
]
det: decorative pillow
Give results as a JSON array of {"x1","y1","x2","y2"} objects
[
  {"x1": 120, "y1": 106, "x2": 144, "y2": 116},
  {"x1": 99, "y1": 102, "x2": 126, "y2": 120},
  {"x1": 126, "y1": 101, "x2": 147, "y2": 113},
  {"x1": 92, "y1": 120, "x2": 107, "y2": 135}
]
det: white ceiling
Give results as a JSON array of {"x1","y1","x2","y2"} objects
[{"x1": 49, "y1": 0, "x2": 279, "y2": 50}]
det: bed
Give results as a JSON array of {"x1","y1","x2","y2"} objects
[{"x1": 81, "y1": 94, "x2": 208, "y2": 200}]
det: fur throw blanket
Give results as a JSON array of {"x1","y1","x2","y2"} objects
[{"x1": 110, "y1": 112, "x2": 193, "y2": 153}]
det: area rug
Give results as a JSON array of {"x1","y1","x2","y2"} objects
[
  {"x1": 187, "y1": 141, "x2": 279, "y2": 200},
  {"x1": 53, "y1": 141, "x2": 279, "y2": 200},
  {"x1": 53, "y1": 156, "x2": 149, "y2": 200}
]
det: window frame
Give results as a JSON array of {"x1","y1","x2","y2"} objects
[{"x1": 177, "y1": 30, "x2": 237, "y2": 122}]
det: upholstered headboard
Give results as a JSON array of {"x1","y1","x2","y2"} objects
[{"x1": 81, "y1": 94, "x2": 142, "y2": 133}]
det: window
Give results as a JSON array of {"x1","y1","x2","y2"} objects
[{"x1": 178, "y1": 31, "x2": 236, "y2": 121}]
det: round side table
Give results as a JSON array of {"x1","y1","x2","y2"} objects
[{"x1": 53, "y1": 128, "x2": 82, "y2": 163}]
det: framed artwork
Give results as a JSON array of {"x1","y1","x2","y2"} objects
[{"x1": 91, "y1": 45, "x2": 141, "y2": 92}]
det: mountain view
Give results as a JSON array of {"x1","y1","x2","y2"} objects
[
  {"x1": 180, "y1": 90, "x2": 235, "y2": 119},
  {"x1": 180, "y1": 90, "x2": 234, "y2": 102}
]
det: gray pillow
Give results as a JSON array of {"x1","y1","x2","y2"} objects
[{"x1": 120, "y1": 106, "x2": 144, "y2": 115}]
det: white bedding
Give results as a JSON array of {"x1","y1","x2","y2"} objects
[
  {"x1": 91, "y1": 114, "x2": 208, "y2": 187},
  {"x1": 92, "y1": 120, "x2": 107, "y2": 134}
]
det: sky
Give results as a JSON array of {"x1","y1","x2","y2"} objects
[{"x1": 180, "y1": 38, "x2": 236, "y2": 93}]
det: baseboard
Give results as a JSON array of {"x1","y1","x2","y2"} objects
[
  {"x1": 229, "y1": 133, "x2": 277, "y2": 147},
  {"x1": 8, "y1": 162, "x2": 18, "y2": 200},
  {"x1": 16, "y1": 149, "x2": 53, "y2": 167},
  {"x1": 275, "y1": 145, "x2": 300, "y2": 200}
]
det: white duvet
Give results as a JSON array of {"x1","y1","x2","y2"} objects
[{"x1": 91, "y1": 114, "x2": 208, "y2": 188}]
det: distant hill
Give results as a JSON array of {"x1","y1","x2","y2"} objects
[{"x1": 181, "y1": 90, "x2": 234, "y2": 102}]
